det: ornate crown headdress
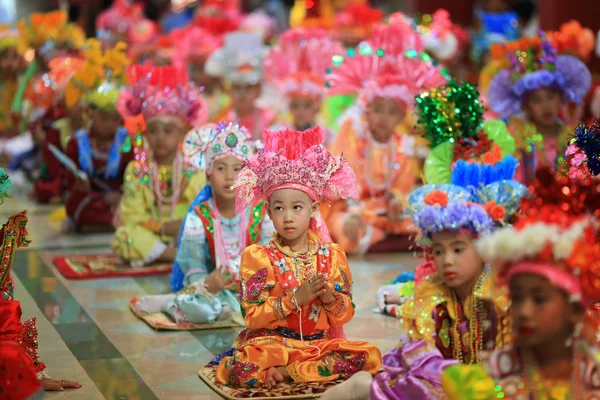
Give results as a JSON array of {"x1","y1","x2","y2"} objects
[
  {"x1": 205, "y1": 32, "x2": 267, "y2": 84},
  {"x1": 234, "y1": 126, "x2": 358, "y2": 240},
  {"x1": 476, "y1": 168, "x2": 600, "y2": 306},
  {"x1": 64, "y1": 39, "x2": 130, "y2": 110},
  {"x1": 415, "y1": 81, "x2": 517, "y2": 186},
  {"x1": 116, "y1": 64, "x2": 207, "y2": 128},
  {"x1": 404, "y1": 184, "x2": 497, "y2": 247},
  {"x1": 487, "y1": 35, "x2": 591, "y2": 119},
  {"x1": 183, "y1": 122, "x2": 254, "y2": 172},
  {"x1": 264, "y1": 28, "x2": 343, "y2": 100}
]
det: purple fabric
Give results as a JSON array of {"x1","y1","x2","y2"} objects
[
  {"x1": 488, "y1": 55, "x2": 592, "y2": 120},
  {"x1": 371, "y1": 340, "x2": 458, "y2": 400}
]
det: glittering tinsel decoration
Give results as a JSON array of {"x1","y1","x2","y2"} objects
[
  {"x1": 571, "y1": 119, "x2": 600, "y2": 176},
  {"x1": 414, "y1": 80, "x2": 483, "y2": 148}
]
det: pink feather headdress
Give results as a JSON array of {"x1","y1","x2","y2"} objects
[
  {"x1": 365, "y1": 20, "x2": 425, "y2": 57},
  {"x1": 116, "y1": 64, "x2": 208, "y2": 127},
  {"x1": 234, "y1": 126, "x2": 358, "y2": 241},
  {"x1": 264, "y1": 28, "x2": 344, "y2": 100},
  {"x1": 326, "y1": 49, "x2": 448, "y2": 108}
]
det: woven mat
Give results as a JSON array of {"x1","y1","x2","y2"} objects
[
  {"x1": 53, "y1": 254, "x2": 172, "y2": 279},
  {"x1": 198, "y1": 365, "x2": 342, "y2": 399},
  {"x1": 130, "y1": 298, "x2": 242, "y2": 331}
]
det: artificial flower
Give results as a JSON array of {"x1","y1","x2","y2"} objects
[
  {"x1": 484, "y1": 200, "x2": 506, "y2": 222},
  {"x1": 423, "y1": 189, "x2": 449, "y2": 207}
]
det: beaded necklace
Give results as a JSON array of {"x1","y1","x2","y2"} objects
[
  {"x1": 212, "y1": 200, "x2": 247, "y2": 278},
  {"x1": 522, "y1": 347, "x2": 583, "y2": 400},
  {"x1": 149, "y1": 152, "x2": 183, "y2": 221},
  {"x1": 450, "y1": 266, "x2": 489, "y2": 364}
]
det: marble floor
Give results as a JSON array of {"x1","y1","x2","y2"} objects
[{"x1": 9, "y1": 198, "x2": 420, "y2": 400}]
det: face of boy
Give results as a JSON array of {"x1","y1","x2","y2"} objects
[
  {"x1": 208, "y1": 156, "x2": 244, "y2": 201},
  {"x1": 365, "y1": 98, "x2": 405, "y2": 143},
  {"x1": 509, "y1": 273, "x2": 583, "y2": 348},
  {"x1": 267, "y1": 189, "x2": 319, "y2": 243},
  {"x1": 231, "y1": 83, "x2": 260, "y2": 115},
  {"x1": 431, "y1": 231, "x2": 484, "y2": 292},
  {"x1": 525, "y1": 87, "x2": 562, "y2": 128},
  {"x1": 91, "y1": 108, "x2": 122, "y2": 139},
  {"x1": 289, "y1": 96, "x2": 320, "y2": 130},
  {"x1": 145, "y1": 115, "x2": 187, "y2": 161}
]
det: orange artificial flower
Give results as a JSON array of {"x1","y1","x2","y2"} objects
[
  {"x1": 125, "y1": 114, "x2": 146, "y2": 135},
  {"x1": 424, "y1": 190, "x2": 449, "y2": 207},
  {"x1": 481, "y1": 144, "x2": 502, "y2": 165},
  {"x1": 484, "y1": 200, "x2": 506, "y2": 222}
]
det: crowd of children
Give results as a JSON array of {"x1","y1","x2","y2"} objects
[{"x1": 1, "y1": 0, "x2": 600, "y2": 398}]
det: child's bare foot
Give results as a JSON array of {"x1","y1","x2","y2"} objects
[{"x1": 263, "y1": 366, "x2": 290, "y2": 388}]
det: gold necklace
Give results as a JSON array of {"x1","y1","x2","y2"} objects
[{"x1": 450, "y1": 267, "x2": 489, "y2": 364}]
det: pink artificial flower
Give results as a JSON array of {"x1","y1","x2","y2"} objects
[
  {"x1": 571, "y1": 153, "x2": 587, "y2": 167},
  {"x1": 565, "y1": 144, "x2": 580, "y2": 156}
]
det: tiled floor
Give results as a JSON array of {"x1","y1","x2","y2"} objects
[{"x1": 11, "y1": 204, "x2": 420, "y2": 400}]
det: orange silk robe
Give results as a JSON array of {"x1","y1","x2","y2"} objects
[
  {"x1": 324, "y1": 114, "x2": 418, "y2": 253},
  {"x1": 216, "y1": 232, "x2": 382, "y2": 387}
]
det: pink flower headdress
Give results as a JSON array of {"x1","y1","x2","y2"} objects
[
  {"x1": 116, "y1": 64, "x2": 208, "y2": 128},
  {"x1": 264, "y1": 28, "x2": 344, "y2": 101},
  {"x1": 326, "y1": 45, "x2": 448, "y2": 109},
  {"x1": 234, "y1": 126, "x2": 358, "y2": 241}
]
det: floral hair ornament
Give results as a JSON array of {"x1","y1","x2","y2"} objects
[
  {"x1": 64, "y1": 39, "x2": 130, "y2": 110},
  {"x1": 183, "y1": 122, "x2": 253, "y2": 172},
  {"x1": 487, "y1": 35, "x2": 592, "y2": 120},
  {"x1": 563, "y1": 119, "x2": 600, "y2": 180},
  {"x1": 264, "y1": 28, "x2": 343, "y2": 101},
  {"x1": 404, "y1": 184, "x2": 495, "y2": 247},
  {"x1": 233, "y1": 126, "x2": 358, "y2": 242},
  {"x1": 205, "y1": 32, "x2": 267, "y2": 85},
  {"x1": 193, "y1": 0, "x2": 243, "y2": 37},
  {"x1": 476, "y1": 169, "x2": 600, "y2": 307},
  {"x1": 116, "y1": 64, "x2": 207, "y2": 128},
  {"x1": 415, "y1": 81, "x2": 517, "y2": 185}
]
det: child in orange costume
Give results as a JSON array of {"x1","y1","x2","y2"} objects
[
  {"x1": 215, "y1": 127, "x2": 382, "y2": 388},
  {"x1": 324, "y1": 25, "x2": 448, "y2": 254}
]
